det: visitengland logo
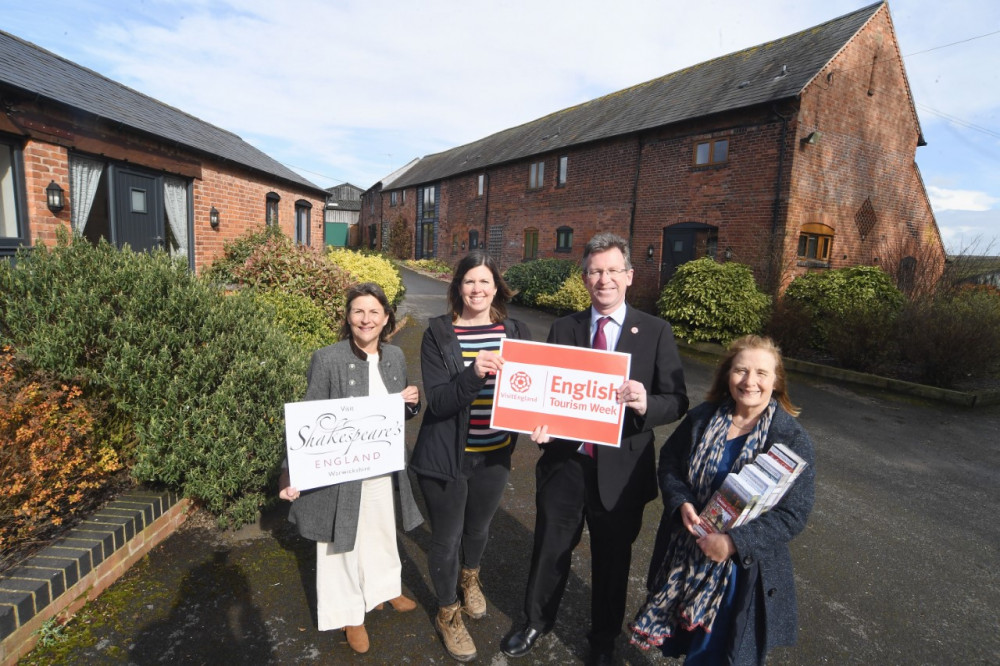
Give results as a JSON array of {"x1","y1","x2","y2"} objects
[{"x1": 509, "y1": 371, "x2": 532, "y2": 393}]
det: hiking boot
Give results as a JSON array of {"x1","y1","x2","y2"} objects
[
  {"x1": 460, "y1": 567, "x2": 487, "y2": 619},
  {"x1": 436, "y1": 601, "x2": 477, "y2": 662}
]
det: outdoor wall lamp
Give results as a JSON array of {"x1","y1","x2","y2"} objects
[
  {"x1": 647, "y1": 244, "x2": 655, "y2": 261},
  {"x1": 461, "y1": 241, "x2": 466, "y2": 251},
  {"x1": 724, "y1": 247, "x2": 734, "y2": 260},
  {"x1": 46, "y1": 180, "x2": 65, "y2": 213},
  {"x1": 801, "y1": 131, "x2": 821, "y2": 146},
  {"x1": 210, "y1": 207, "x2": 220, "y2": 229}
]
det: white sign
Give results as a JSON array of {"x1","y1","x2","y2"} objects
[{"x1": 284, "y1": 394, "x2": 405, "y2": 491}]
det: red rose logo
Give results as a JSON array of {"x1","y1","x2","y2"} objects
[{"x1": 509, "y1": 371, "x2": 532, "y2": 393}]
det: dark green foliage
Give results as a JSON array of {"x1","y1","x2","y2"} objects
[
  {"x1": 782, "y1": 266, "x2": 904, "y2": 349},
  {"x1": 764, "y1": 298, "x2": 813, "y2": 359},
  {"x1": 824, "y1": 302, "x2": 900, "y2": 373},
  {"x1": 657, "y1": 258, "x2": 771, "y2": 344},
  {"x1": 387, "y1": 214, "x2": 413, "y2": 260},
  {"x1": 896, "y1": 286, "x2": 1000, "y2": 387},
  {"x1": 0, "y1": 232, "x2": 305, "y2": 527},
  {"x1": 504, "y1": 259, "x2": 578, "y2": 306}
]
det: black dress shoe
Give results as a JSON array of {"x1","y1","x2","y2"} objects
[{"x1": 500, "y1": 626, "x2": 546, "y2": 658}]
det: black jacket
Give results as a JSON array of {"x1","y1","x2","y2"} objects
[{"x1": 411, "y1": 314, "x2": 531, "y2": 481}]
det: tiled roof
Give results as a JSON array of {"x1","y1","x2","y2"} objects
[
  {"x1": 386, "y1": 2, "x2": 884, "y2": 190},
  {"x1": 0, "y1": 30, "x2": 323, "y2": 193}
]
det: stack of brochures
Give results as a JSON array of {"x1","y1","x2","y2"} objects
[{"x1": 692, "y1": 443, "x2": 808, "y2": 537}]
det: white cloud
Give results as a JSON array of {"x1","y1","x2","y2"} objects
[{"x1": 927, "y1": 186, "x2": 999, "y2": 212}]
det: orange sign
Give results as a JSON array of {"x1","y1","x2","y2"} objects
[{"x1": 490, "y1": 339, "x2": 631, "y2": 448}]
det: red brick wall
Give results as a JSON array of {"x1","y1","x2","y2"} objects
[
  {"x1": 12, "y1": 101, "x2": 326, "y2": 274},
  {"x1": 785, "y1": 5, "x2": 944, "y2": 290},
  {"x1": 363, "y1": 4, "x2": 943, "y2": 308}
]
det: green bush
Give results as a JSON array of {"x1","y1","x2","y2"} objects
[
  {"x1": 327, "y1": 248, "x2": 405, "y2": 306},
  {"x1": 535, "y1": 273, "x2": 591, "y2": 315},
  {"x1": 230, "y1": 235, "x2": 352, "y2": 328},
  {"x1": 204, "y1": 225, "x2": 285, "y2": 284},
  {"x1": 657, "y1": 258, "x2": 771, "y2": 344},
  {"x1": 504, "y1": 259, "x2": 578, "y2": 306},
  {"x1": 765, "y1": 298, "x2": 813, "y2": 359},
  {"x1": 0, "y1": 232, "x2": 306, "y2": 527},
  {"x1": 824, "y1": 302, "x2": 900, "y2": 373},
  {"x1": 252, "y1": 290, "x2": 337, "y2": 355},
  {"x1": 782, "y1": 266, "x2": 904, "y2": 349},
  {"x1": 387, "y1": 214, "x2": 413, "y2": 259},
  {"x1": 405, "y1": 258, "x2": 453, "y2": 277},
  {"x1": 896, "y1": 286, "x2": 1000, "y2": 387}
]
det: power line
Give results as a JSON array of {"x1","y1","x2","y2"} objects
[{"x1": 902, "y1": 29, "x2": 1000, "y2": 58}]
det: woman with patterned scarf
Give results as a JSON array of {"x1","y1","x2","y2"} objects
[{"x1": 630, "y1": 335, "x2": 815, "y2": 665}]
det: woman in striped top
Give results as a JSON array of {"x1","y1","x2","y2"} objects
[{"x1": 411, "y1": 251, "x2": 531, "y2": 662}]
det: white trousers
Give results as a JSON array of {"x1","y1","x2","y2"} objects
[{"x1": 316, "y1": 475, "x2": 402, "y2": 630}]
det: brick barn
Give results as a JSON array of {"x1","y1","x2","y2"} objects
[
  {"x1": 359, "y1": 1, "x2": 944, "y2": 306},
  {"x1": 0, "y1": 30, "x2": 328, "y2": 272}
]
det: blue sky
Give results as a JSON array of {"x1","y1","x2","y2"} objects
[{"x1": 2, "y1": 0, "x2": 998, "y2": 253}]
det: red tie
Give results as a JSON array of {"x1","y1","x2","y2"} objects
[{"x1": 584, "y1": 317, "x2": 611, "y2": 457}]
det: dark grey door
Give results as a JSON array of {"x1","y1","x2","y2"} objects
[
  {"x1": 660, "y1": 228, "x2": 696, "y2": 286},
  {"x1": 113, "y1": 167, "x2": 163, "y2": 252}
]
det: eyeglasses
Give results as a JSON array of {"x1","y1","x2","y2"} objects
[{"x1": 584, "y1": 268, "x2": 630, "y2": 279}]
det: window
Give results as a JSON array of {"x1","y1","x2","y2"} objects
[
  {"x1": 369, "y1": 224, "x2": 378, "y2": 250},
  {"x1": 797, "y1": 223, "x2": 834, "y2": 262},
  {"x1": 402, "y1": 189, "x2": 406, "y2": 204},
  {"x1": 556, "y1": 226, "x2": 573, "y2": 252},
  {"x1": 0, "y1": 138, "x2": 29, "y2": 256},
  {"x1": 266, "y1": 192, "x2": 280, "y2": 226},
  {"x1": 295, "y1": 200, "x2": 312, "y2": 245},
  {"x1": 524, "y1": 228, "x2": 539, "y2": 260},
  {"x1": 477, "y1": 174, "x2": 485, "y2": 197},
  {"x1": 422, "y1": 186, "x2": 436, "y2": 219},
  {"x1": 469, "y1": 229, "x2": 479, "y2": 250},
  {"x1": 558, "y1": 156, "x2": 568, "y2": 186},
  {"x1": 694, "y1": 138, "x2": 729, "y2": 166},
  {"x1": 390, "y1": 191, "x2": 398, "y2": 206},
  {"x1": 529, "y1": 161, "x2": 545, "y2": 189},
  {"x1": 452, "y1": 234, "x2": 458, "y2": 254}
]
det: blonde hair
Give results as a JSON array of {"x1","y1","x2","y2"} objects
[{"x1": 706, "y1": 335, "x2": 800, "y2": 417}]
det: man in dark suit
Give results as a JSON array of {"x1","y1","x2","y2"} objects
[{"x1": 501, "y1": 233, "x2": 688, "y2": 664}]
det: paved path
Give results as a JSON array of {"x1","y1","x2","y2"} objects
[{"x1": 23, "y1": 267, "x2": 1000, "y2": 665}]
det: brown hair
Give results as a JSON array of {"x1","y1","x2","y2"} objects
[
  {"x1": 447, "y1": 250, "x2": 513, "y2": 323},
  {"x1": 706, "y1": 335, "x2": 800, "y2": 416},
  {"x1": 339, "y1": 282, "x2": 396, "y2": 349}
]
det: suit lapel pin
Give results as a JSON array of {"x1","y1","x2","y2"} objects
[{"x1": 631, "y1": 327, "x2": 639, "y2": 334}]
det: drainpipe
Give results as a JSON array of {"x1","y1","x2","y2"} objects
[
  {"x1": 627, "y1": 134, "x2": 644, "y2": 252},
  {"x1": 769, "y1": 104, "x2": 791, "y2": 294},
  {"x1": 483, "y1": 172, "x2": 490, "y2": 254}
]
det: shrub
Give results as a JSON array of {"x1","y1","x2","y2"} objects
[
  {"x1": 231, "y1": 235, "x2": 352, "y2": 328},
  {"x1": 0, "y1": 232, "x2": 306, "y2": 527},
  {"x1": 658, "y1": 258, "x2": 771, "y2": 344},
  {"x1": 327, "y1": 248, "x2": 405, "y2": 306},
  {"x1": 896, "y1": 286, "x2": 1000, "y2": 387},
  {"x1": 504, "y1": 259, "x2": 578, "y2": 306},
  {"x1": 204, "y1": 225, "x2": 285, "y2": 284},
  {"x1": 535, "y1": 273, "x2": 591, "y2": 315},
  {"x1": 252, "y1": 290, "x2": 337, "y2": 355},
  {"x1": 0, "y1": 347, "x2": 128, "y2": 566},
  {"x1": 405, "y1": 258, "x2": 453, "y2": 277},
  {"x1": 765, "y1": 298, "x2": 813, "y2": 359},
  {"x1": 387, "y1": 214, "x2": 413, "y2": 259},
  {"x1": 824, "y1": 302, "x2": 900, "y2": 373},
  {"x1": 782, "y1": 266, "x2": 904, "y2": 349}
]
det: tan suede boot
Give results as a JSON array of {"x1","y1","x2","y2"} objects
[
  {"x1": 344, "y1": 624, "x2": 369, "y2": 654},
  {"x1": 436, "y1": 601, "x2": 477, "y2": 662},
  {"x1": 460, "y1": 567, "x2": 487, "y2": 619}
]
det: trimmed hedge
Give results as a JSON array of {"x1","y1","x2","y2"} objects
[
  {"x1": 535, "y1": 273, "x2": 591, "y2": 315},
  {"x1": 658, "y1": 258, "x2": 771, "y2": 343}
]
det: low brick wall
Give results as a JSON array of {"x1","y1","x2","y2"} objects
[{"x1": 0, "y1": 490, "x2": 192, "y2": 666}]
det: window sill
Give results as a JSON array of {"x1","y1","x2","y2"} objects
[{"x1": 797, "y1": 259, "x2": 830, "y2": 269}]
